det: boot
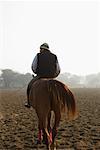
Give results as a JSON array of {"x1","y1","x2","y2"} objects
[{"x1": 24, "y1": 101, "x2": 31, "y2": 108}]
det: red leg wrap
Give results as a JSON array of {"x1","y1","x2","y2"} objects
[
  {"x1": 38, "y1": 129, "x2": 42, "y2": 141},
  {"x1": 49, "y1": 129, "x2": 52, "y2": 144}
]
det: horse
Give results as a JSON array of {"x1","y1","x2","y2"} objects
[{"x1": 29, "y1": 79, "x2": 77, "y2": 150}]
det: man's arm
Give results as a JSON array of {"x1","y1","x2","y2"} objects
[
  {"x1": 54, "y1": 56, "x2": 60, "y2": 77},
  {"x1": 56, "y1": 58, "x2": 60, "y2": 75},
  {"x1": 31, "y1": 54, "x2": 38, "y2": 74}
]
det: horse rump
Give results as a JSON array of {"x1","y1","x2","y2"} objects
[{"x1": 48, "y1": 79, "x2": 77, "y2": 120}]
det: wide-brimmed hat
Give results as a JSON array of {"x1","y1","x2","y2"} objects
[{"x1": 40, "y1": 43, "x2": 49, "y2": 50}]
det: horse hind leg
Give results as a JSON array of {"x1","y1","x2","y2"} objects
[
  {"x1": 45, "y1": 110, "x2": 60, "y2": 150},
  {"x1": 44, "y1": 128, "x2": 53, "y2": 150},
  {"x1": 51, "y1": 110, "x2": 61, "y2": 148},
  {"x1": 37, "y1": 119, "x2": 43, "y2": 144},
  {"x1": 43, "y1": 112, "x2": 51, "y2": 144},
  {"x1": 42, "y1": 115, "x2": 53, "y2": 149}
]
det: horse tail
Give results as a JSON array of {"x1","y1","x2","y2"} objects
[
  {"x1": 64, "y1": 85, "x2": 77, "y2": 120},
  {"x1": 48, "y1": 80, "x2": 77, "y2": 120}
]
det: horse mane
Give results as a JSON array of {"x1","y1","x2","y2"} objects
[{"x1": 48, "y1": 79, "x2": 77, "y2": 120}]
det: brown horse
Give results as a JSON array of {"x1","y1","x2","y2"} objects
[{"x1": 29, "y1": 79, "x2": 77, "y2": 150}]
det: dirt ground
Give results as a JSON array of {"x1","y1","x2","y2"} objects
[{"x1": 0, "y1": 88, "x2": 100, "y2": 150}]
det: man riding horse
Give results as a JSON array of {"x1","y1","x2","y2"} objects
[{"x1": 25, "y1": 43, "x2": 60, "y2": 108}]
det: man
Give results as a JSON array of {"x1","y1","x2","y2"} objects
[{"x1": 25, "y1": 43, "x2": 60, "y2": 108}]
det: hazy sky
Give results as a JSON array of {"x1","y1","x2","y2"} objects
[{"x1": 0, "y1": 0, "x2": 100, "y2": 75}]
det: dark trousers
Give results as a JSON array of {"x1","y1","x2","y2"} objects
[{"x1": 27, "y1": 76, "x2": 40, "y2": 105}]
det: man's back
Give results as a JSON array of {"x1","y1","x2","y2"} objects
[{"x1": 37, "y1": 50, "x2": 57, "y2": 77}]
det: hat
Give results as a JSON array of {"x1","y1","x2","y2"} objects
[{"x1": 40, "y1": 43, "x2": 49, "y2": 50}]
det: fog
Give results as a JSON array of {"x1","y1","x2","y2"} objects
[{"x1": 0, "y1": 69, "x2": 100, "y2": 88}]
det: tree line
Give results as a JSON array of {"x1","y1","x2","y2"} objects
[
  {"x1": 0, "y1": 69, "x2": 100, "y2": 88},
  {"x1": 57, "y1": 72, "x2": 100, "y2": 88},
  {"x1": 0, "y1": 69, "x2": 32, "y2": 88}
]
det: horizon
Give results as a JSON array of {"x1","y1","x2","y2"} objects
[
  {"x1": 0, "y1": 68, "x2": 100, "y2": 77},
  {"x1": 1, "y1": 1, "x2": 100, "y2": 76}
]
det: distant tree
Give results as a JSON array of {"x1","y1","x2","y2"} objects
[
  {"x1": 85, "y1": 73, "x2": 100, "y2": 87},
  {"x1": 1, "y1": 69, "x2": 32, "y2": 88},
  {"x1": 57, "y1": 73, "x2": 71, "y2": 84},
  {"x1": 69, "y1": 74, "x2": 81, "y2": 87},
  {"x1": 14, "y1": 73, "x2": 32, "y2": 87},
  {"x1": 0, "y1": 77, "x2": 4, "y2": 88},
  {"x1": 1, "y1": 69, "x2": 17, "y2": 88},
  {"x1": 57, "y1": 73, "x2": 81, "y2": 87}
]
